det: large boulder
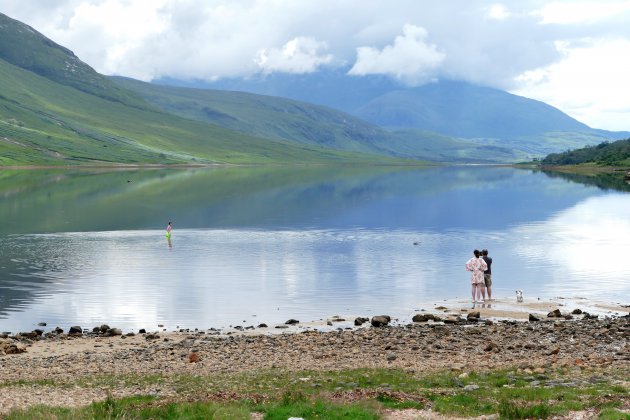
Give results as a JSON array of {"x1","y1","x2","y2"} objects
[
  {"x1": 371, "y1": 315, "x2": 391, "y2": 327},
  {"x1": 68, "y1": 326, "x2": 83, "y2": 335}
]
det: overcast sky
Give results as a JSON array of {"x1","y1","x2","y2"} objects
[{"x1": 2, "y1": 0, "x2": 630, "y2": 130}]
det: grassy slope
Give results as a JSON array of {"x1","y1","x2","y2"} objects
[
  {"x1": 0, "y1": 58, "x2": 387, "y2": 165},
  {"x1": 113, "y1": 77, "x2": 532, "y2": 163},
  {"x1": 0, "y1": 12, "x2": 145, "y2": 107},
  {"x1": 388, "y1": 129, "x2": 530, "y2": 163},
  {"x1": 111, "y1": 76, "x2": 395, "y2": 154}
]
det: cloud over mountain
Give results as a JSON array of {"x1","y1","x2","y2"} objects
[
  {"x1": 348, "y1": 25, "x2": 445, "y2": 85},
  {"x1": 2, "y1": 0, "x2": 630, "y2": 130}
]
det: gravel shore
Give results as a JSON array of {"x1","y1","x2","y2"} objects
[{"x1": 0, "y1": 302, "x2": 628, "y2": 416}]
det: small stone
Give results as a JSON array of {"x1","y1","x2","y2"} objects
[
  {"x1": 463, "y1": 384, "x2": 479, "y2": 391},
  {"x1": 257, "y1": 323, "x2": 268, "y2": 328},
  {"x1": 37, "y1": 322, "x2": 47, "y2": 327},
  {"x1": 107, "y1": 328, "x2": 123, "y2": 336},
  {"x1": 139, "y1": 328, "x2": 146, "y2": 334},
  {"x1": 412, "y1": 314, "x2": 428, "y2": 322},
  {"x1": 354, "y1": 317, "x2": 369, "y2": 326},
  {"x1": 467, "y1": 311, "x2": 480, "y2": 320},
  {"x1": 386, "y1": 352, "x2": 397, "y2": 361},
  {"x1": 443, "y1": 316, "x2": 461, "y2": 324},
  {"x1": 547, "y1": 309, "x2": 562, "y2": 318},
  {"x1": 547, "y1": 347, "x2": 560, "y2": 355},
  {"x1": 285, "y1": 319, "x2": 300, "y2": 325},
  {"x1": 529, "y1": 314, "x2": 540, "y2": 322},
  {"x1": 572, "y1": 309, "x2": 583, "y2": 315}
]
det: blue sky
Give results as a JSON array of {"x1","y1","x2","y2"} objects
[{"x1": 2, "y1": 0, "x2": 630, "y2": 130}]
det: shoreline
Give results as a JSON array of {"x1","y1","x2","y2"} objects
[
  {"x1": 2, "y1": 296, "x2": 627, "y2": 357},
  {"x1": 3, "y1": 295, "x2": 627, "y2": 339},
  {"x1": 0, "y1": 298, "x2": 628, "y2": 417}
]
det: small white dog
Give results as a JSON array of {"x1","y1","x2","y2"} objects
[{"x1": 516, "y1": 290, "x2": 523, "y2": 302}]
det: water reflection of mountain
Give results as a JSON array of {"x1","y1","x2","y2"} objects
[
  {"x1": 0, "y1": 250, "x2": 49, "y2": 327},
  {"x1": 0, "y1": 165, "x2": 611, "y2": 235},
  {"x1": 540, "y1": 170, "x2": 630, "y2": 192}
]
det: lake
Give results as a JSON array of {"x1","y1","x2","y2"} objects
[{"x1": 1, "y1": 165, "x2": 629, "y2": 332}]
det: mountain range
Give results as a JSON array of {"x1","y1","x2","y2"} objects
[{"x1": 1, "y1": 11, "x2": 628, "y2": 166}]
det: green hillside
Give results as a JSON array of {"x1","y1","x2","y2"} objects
[
  {"x1": 542, "y1": 138, "x2": 630, "y2": 166},
  {"x1": 0, "y1": 13, "x2": 144, "y2": 107},
  {"x1": 0, "y1": 12, "x2": 399, "y2": 166},
  {"x1": 113, "y1": 77, "x2": 535, "y2": 163},
  {"x1": 2, "y1": 57, "x2": 385, "y2": 165},
  {"x1": 111, "y1": 76, "x2": 394, "y2": 154},
  {"x1": 0, "y1": 11, "x2": 560, "y2": 166}
]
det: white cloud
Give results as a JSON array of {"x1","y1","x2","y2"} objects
[
  {"x1": 513, "y1": 38, "x2": 630, "y2": 130},
  {"x1": 348, "y1": 24, "x2": 445, "y2": 85},
  {"x1": 534, "y1": 0, "x2": 630, "y2": 24},
  {"x1": 1, "y1": 0, "x2": 630, "y2": 130},
  {"x1": 256, "y1": 37, "x2": 333, "y2": 74},
  {"x1": 486, "y1": 4, "x2": 511, "y2": 20}
]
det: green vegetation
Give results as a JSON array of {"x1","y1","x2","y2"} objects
[
  {"x1": 0, "y1": 57, "x2": 386, "y2": 165},
  {"x1": 4, "y1": 368, "x2": 628, "y2": 419},
  {"x1": 112, "y1": 76, "x2": 397, "y2": 154},
  {"x1": 113, "y1": 77, "x2": 535, "y2": 163},
  {"x1": 0, "y1": 13, "x2": 144, "y2": 106},
  {"x1": 0, "y1": 12, "x2": 395, "y2": 166},
  {"x1": 542, "y1": 138, "x2": 630, "y2": 166}
]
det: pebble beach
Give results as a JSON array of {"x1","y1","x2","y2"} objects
[{"x1": 0, "y1": 297, "x2": 628, "y2": 416}]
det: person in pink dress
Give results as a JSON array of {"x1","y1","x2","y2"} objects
[{"x1": 465, "y1": 249, "x2": 488, "y2": 304}]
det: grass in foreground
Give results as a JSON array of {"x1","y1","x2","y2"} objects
[{"x1": 4, "y1": 367, "x2": 629, "y2": 419}]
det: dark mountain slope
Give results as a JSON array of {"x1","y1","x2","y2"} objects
[
  {"x1": 0, "y1": 12, "x2": 144, "y2": 106},
  {"x1": 354, "y1": 81, "x2": 590, "y2": 137}
]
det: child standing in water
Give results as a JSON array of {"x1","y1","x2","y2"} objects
[{"x1": 166, "y1": 221, "x2": 172, "y2": 239}]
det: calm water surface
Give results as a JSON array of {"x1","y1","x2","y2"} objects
[{"x1": 1, "y1": 166, "x2": 629, "y2": 332}]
